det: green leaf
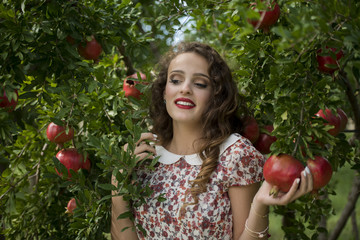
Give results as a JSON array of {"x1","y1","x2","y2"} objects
[{"x1": 98, "y1": 183, "x2": 117, "y2": 191}]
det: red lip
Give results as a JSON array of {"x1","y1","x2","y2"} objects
[{"x1": 174, "y1": 98, "x2": 195, "y2": 109}]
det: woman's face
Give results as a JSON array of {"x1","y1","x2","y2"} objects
[{"x1": 164, "y1": 52, "x2": 212, "y2": 127}]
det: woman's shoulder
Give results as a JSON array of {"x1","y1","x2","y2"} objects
[
  {"x1": 219, "y1": 133, "x2": 265, "y2": 165},
  {"x1": 216, "y1": 133, "x2": 265, "y2": 187},
  {"x1": 220, "y1": 133, "x2": 257, "y2": 154}
]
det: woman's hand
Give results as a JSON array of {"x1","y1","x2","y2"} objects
[
  {"x1": 254, "y1": 166, "x2": 313, "y2": 206},
  {"x1": 124, "y1": 132, "x2": 157, "y2": 162}
]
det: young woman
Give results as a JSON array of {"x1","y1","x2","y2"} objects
[{"x1": 111, "y1": 42, "x2": 313, "y2": 240}]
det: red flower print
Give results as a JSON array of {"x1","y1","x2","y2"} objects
[
  {"x1": 201, "y1": 218, "x2": 211, "y2": 229},
  {"x1": 165, "y1": 212, "x2": 172, "y2": 225}
]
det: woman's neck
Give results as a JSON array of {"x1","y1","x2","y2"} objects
[{"x1": 166, "y1": 122, "x2": 204, "y2": 155}]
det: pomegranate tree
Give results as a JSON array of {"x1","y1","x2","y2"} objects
[
  {"x1": 123, "y1": 72, "x2": 148, "y2": 99},
  {"x1": 66, "y1": 198, "x2": 77, "y2": 214},
  {"x1": 55, "y1": 148, "x2": 91, "y2": 178},
  {"x1": 307, "y1": 156, "x2": 333, "y2": 191},
  {"x1": 254, "y1": 125, "x2": 277, "y2": 154},
  {"x1": 248, "y1": 1, "x2": 281, "y2": 33},
  {"x1": 46, "y1": 122, "x2": 74, "y2": 144},
  {"x1": 263, "y1": 154, "x2": 304, "y2": 195},
  {"x1": 316, "y1": 47, "x2": 343, "y2": 74}
]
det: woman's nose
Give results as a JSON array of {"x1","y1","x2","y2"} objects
[{"x1": 180, "y1": 81, "x2": 192, "y2": 94}]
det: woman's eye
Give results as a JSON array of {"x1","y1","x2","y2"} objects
[
  {"x1": 170, "y1": 79, "x2": 180, "y2": 84},
  {"x1": 195, "y1": 83, "x2": 208, "y2": 88}
]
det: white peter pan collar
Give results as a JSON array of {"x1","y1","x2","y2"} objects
[{"x1": 155, "y1": 133, "x2": 242, "y2": 166}]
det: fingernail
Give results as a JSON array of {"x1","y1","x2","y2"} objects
[
  {"x1": 303, "y1": 170, "x2": 307, "y2": 177},
  {"x1": 305, "y1": 166, "x2": 311, "y2": 174},
  {"x1": 153, "y1": 134, "x2": 158, "y2": 140},
  {"x1": 296, "y1": 178, "x2": 300, "y2": 184}
]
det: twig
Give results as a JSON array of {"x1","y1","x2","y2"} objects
[
  {"x1": 0, "y1": 162, "x2": 40, "y2": 201},
  {"x1": 292, "y1": 101, "x2": 305, "y2": 156}
]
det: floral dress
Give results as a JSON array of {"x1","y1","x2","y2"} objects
[{"x1": 133, "y1": 133, "x2": 265, "y2": 239}]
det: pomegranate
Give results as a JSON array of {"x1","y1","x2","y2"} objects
[
  {"x1": 315, "y1": 108, "x2": 341, "y2": 136},
  {"x1": 336, "y1": 108, "x2": 348, "y2": 132},
  {"x1": 123, "y1": 72, "x2": 148, "y2": 99},
  {"x1": 66, "y1": 198, "x2": 77, "y2": 214},
  {"x1": 254, "y1": 125, "x2": 277, "y2": 154},
  {"x1": 78, "y1": 36, "x2": 102, "y2": 60},
  {"x1": 82, "y1": 154, "x2": 91, "y2": 171},
  {"x1": 263, "y1": 154, "x2": 304, "y2": 195},
  {"x1": 46, "y1": 122, "x2": 74, "y2": 144},
  {"x1": 316, "y1": 47, "x2": 343, "y2": 74},
  {"x1": 55, "y1": 148, "x2": 91, "y2": 178},
  {"x1": 66, "y1": 35, "x2": 76, "y2": 45},
  {"x1": 242, "y1": 116, "x2": 260, "y2": 143},
  {"x1": 306, "y1": 156, "x2": 333, "y2": 190},
  {"x1": 0, "y1": 89, "x2": 18, "y2": 112},
  {"x1": 248, "y1": 1, "x2": 280, "y2": 33}
]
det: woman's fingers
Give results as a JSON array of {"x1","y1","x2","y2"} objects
[
  {"x1": 134, "y1": 142, "x2": 156, "y2": 156},
  {"x1": 121, "y1": 132, "x2": 158, "y2": 162},
  {"x1": 136, "y1": 132, "x2": 157, "y2": 146},
  {"x1": 283, "y1": 167, "x2": 313, "y2": 203}
]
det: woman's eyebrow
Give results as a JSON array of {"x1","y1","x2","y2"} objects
[
  {"x1": 194, "y1": 73, "x2": 210, "y2": 80},
  {"x1": 170, "y1": 70, "x2": 210, "y2": 80}
]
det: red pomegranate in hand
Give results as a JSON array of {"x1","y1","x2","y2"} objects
[
  {"x1": 248, "y1": 1, "x2": 280, "y2": 33},
  {"x1": 78, "y1": 36, "x2": 102, "y2": 60},
  {"x1": 46, "y1": 122, "x2": 74, "y2": 144},
  {"x1": 66, "y1": 198, "x2": 77, "y2": 214},
  {"x1": 0, "y1": 89, "x2": 18, "y2": 112},
  {"x1": 55, "y1": 148, "x2": 91, "y2": 178},
  {"x1": 315, "y1": 108, "x2": 341, "y2": 136},
  {"x1": 263, "y1": 154, "x2": 304, "y2": 195},
  {"x1": 254, "y1": 125, "x2": 277, "y2": 154},
  {"x1": 316, "y1": 47, "x2": 343, "y2": 74},
  {"x1": 123, "y1": 72, "x2": 148, "y2": 99},
  {"x1": 307, "y1": 156, "x2": 333, "y2": 191},
  {"x1": 242, "y1": 116, "x2": 260, "y2": 143}
]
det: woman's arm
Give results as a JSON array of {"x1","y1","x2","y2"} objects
[
  {"x1": 230, "y1": 167, "x2": 313, "y2": 240},
  {"x1": 111, "y1": 175, "x2": 139, "y2": 240},
  {"x1": 111, "y1": 132, "x2": 157, "y2": 240},
  {"x1": 230, "y1": 182, "x2": 268, "y2": 240}
]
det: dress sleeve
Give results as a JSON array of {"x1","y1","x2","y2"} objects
[{"x1": 221, "y1": 138, "x2": 266, "y2": 190}]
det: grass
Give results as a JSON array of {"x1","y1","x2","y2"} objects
[{"x1": 269, "y1": 163, "x2": 360, "y2": 239}]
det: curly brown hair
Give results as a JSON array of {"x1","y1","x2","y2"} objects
[{"x1": 150, "y1": 42, "x2": 249, "y2": 215}]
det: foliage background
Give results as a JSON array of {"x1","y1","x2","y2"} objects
[{"x1": 0, "y1": 0, "x2": 359, "y2": 239}]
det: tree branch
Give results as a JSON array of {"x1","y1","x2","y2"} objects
[
  {"x1": 351, "y1": 210, "x2": 359, "y2": 240},
  {"x1": 328, "y1": 175, "x2": 360, "y2": 240},
  {"x1": 118, "y1": 43, "x2": 136, "y2": 76}
]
